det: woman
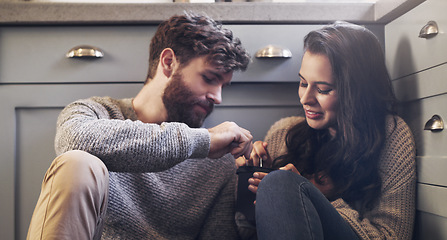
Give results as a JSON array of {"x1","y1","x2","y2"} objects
[{"x1": 241, "y1": 22, "x2": 416, "y2": 239}]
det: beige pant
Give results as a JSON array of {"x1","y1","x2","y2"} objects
[{"x1": 27, "y1": 150, "x2": 109, "y2": 240}]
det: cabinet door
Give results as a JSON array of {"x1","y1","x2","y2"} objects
[
  {"x1": 0, "y1": 82, "x2": 302, "y2": 240},
  {"x1": 204, "y1": 82, "x2": 302, "y2": 141},
  {"x1": 385, "y1": 0, "x2": 447, "y2": 80},
  {"x1": 0, "y1": 83, "x2": 141, "y2": 240}
]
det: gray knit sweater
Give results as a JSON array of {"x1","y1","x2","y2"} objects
[
  {"x1": 55, "y1": 96, "x2": 239, "y2": 239},
  {"x1": 264, "y1": 115, "x2": 416, "y2": 240}
]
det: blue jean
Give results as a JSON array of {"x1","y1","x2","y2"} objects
[{"x1": 255, "y1": 170, "x2": 360, "y2": 240}]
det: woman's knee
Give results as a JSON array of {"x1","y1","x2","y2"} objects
[
  {"x1": 257, "y1": 170, "x2": 311, "y2": 201},
  {"x1": 261, "y1": 170, "x2": 306, "y2": 187}
]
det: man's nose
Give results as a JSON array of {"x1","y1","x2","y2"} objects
[{"x1": 207, "y1": 86, "x2": 222, "y2": 105}]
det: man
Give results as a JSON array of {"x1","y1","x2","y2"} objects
[{"x1": 27, "y1": 12, "x2": 251, "y2": 240}]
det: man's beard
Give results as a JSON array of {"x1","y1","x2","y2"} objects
[{"x1": 162, "y1": 71, "x2": 214, "y2": 128}]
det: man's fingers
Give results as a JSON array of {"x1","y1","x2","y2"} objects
[
  {"x1": 230, "y1": 129, "x2": 253, "y2": 159},
  {"x1": 208, "y1": 121, "x2": 253, "y2": 159}
]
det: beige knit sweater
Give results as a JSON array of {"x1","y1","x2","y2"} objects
[{"x1": 263, "y1": 115, "x2": 416, "y2": 240}]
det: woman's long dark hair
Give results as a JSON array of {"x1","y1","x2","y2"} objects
[{"x1": 275, "y1": 22, "x2": 397, "y2": 212}]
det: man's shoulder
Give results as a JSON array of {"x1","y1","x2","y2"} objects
[
  {"x1": 81, "y1": 96, "x2": 123, "y2": 106},
  {"x1": 68, "y1": 96, "x2": 131, "y2": 111},
  {"x1": 62, "y1": 96, "x2": 135, "y2": 120},
  {"x1": 67, "y1": 96, "x2": 115, "y2": 106}
]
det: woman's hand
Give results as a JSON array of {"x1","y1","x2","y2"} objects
[
  {"x1": 248, "y1": 164, "x2": 301, "y2": 194},
  {"x1": 235, "y1": 140, "x2": 272, "y2": 168},
  {"x1": 279, "y1": 164, "x2": 334, "y2": 197},
  {"x1": 248, "y1": 172, "x2": 269, "y2": 194},
  {"x1": 247, "y1": 141, "x2": 273, "y2": 168},
  {"x1": 279, "y1": 163, "x2": 301, "y2": 175}
]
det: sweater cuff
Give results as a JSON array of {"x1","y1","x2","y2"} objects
[{"x1": 189, "y1": 128, "x2": 211, "y2": 159}]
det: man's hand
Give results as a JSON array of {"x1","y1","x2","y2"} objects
[{"x1": 207, "y1": 121, "x2": 253, "y2": 159}]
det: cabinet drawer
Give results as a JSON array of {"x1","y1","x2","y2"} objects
[
  {"x1": 416, "y1": 184, "x2": 447, "y2": 240},
  {"x1": 0, "y1": 26, "x2": 155, "y2": 84},
  {"x1": 417, "y1": 156, "x2": 447, "y2": 187},
  {"x1": 392, "y1": 62, "x2": 447, "y2": 102},
  {"x1": 393, "y1": 64, "x2": 447, "y2": 157},
  {"x1": 399, "y1": 92, "x2": 447, "y2": 157},
  {"x1": 417, "y1": 183, "x2": 447, "y2": 218},
  {"x1": 228, "y1": 24, "x2": 325, "y2": 82},
  {"x1": 385, "y1": 0, "x2": 447, "y2": 80},
  {"x1": 415, "y1": 211, "x2": 447, "y2": 240},
  {"x1": 229, "y1": 24, "x2": 384, "y2": 82}
]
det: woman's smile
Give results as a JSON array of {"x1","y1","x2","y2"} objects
[{"x1": 304, "y1": 109, "x2": 323, "y2": 120}]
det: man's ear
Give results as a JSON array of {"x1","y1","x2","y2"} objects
[{"x1": 160, "y1": 48, "x2": 177, "y2": 78}]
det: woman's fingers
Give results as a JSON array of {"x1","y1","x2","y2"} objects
[
  {"x1": 279, "y1": 163, "x2": 301, "y2": 175},
  {"x1": 253, "y1": 172, "x2": 269, "y2": 180},
  {"x1": 250, "y1": 141, "x2": 271, "y2": 167},
  {"x1": 247, "y1": 172, "x2": 269, "y2": 194}
]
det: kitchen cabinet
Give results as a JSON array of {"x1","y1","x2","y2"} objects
[
  {"x1": 0, "y1": 23, "x2": 311, "y2": 240},
  {"x1": 0, "y1": 25, "x2": 151, "y2": 240},
  {"x1": 2, "y1": 82, "x2": 301, "y2": 240},
  {"x1": 1, "y1": 24, "x2": 327, "y2": 84},
  {"x1": 0, "y1": 84, "x2": 141, "y2": 240},
  {"x1": 385, "y1": 0, "x2": 447, "y2": 239},
  {"x1": 0, "y1": 22, "x2": 384, "y2": 239}
]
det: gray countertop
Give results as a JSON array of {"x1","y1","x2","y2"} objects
[{"x1": 0, "y1": 0, "x2": 425, "y2": 25}]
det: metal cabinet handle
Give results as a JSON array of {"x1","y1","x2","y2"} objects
[
  {"x1": 255, "y1": 45, "x2": 292, "y2": 58},
  {"x1": 419, "y1": 21, "x2": 439, "y2": 39},
  {"x1": 424, "y1": 115, "x2": 444, "y2": 131},
  {"x1": 66, "y1": 45, "x2": 104, "y2": 58}
]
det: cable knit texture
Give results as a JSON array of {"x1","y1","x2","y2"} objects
[
  {"x1": 264, "y1": 115, "x2": 416, "y2": 240},
  {"x1": 55, "y1": 96, "x2": 239, "y2": 239}
]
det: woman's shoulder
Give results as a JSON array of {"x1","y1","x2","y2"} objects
[
  {"x1": 268, "y1": 116, "x2": 306, "y2": 134},
  {"x1": 384, "y1": 115, "x2": 413, "y2": 140},
  {"x1": 263, "y1": 116, "x2": 305, "y2": 160},
  {"x1": 380, "y1": 114, "x2": 416, "y2": 173}
]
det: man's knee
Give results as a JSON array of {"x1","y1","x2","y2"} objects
[
  {"x1": 53, "y1": 150, "x2": 108, "y2": 174},
  {"x1": 46, "y1": 150, "x2": 109, "y2": 192},
  {"x1": 29, "y1": 150, "x2": 109, "y2": 240}
]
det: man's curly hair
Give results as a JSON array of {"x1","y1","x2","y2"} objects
[{"x1": 146, "y1": 12, "x2": 250, "y2": 82}]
